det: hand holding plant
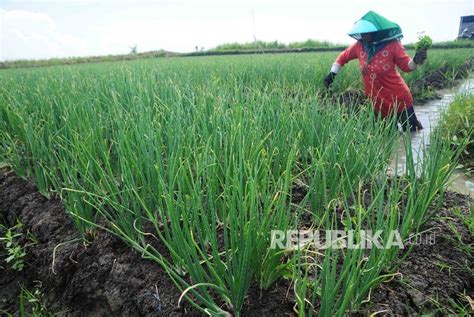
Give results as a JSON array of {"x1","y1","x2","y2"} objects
[{"x1": 414, "y1": 34, "x2": 432, "y2": 65}]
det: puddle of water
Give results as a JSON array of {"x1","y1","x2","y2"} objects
[
  {"x1": 450, "y1": 169, "x2": 474, "y2": 196},
  {"x1": 389, "y1": 76, "x2": 474, "y2": 197}
]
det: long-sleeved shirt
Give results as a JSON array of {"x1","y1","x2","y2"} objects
[{"x1": 331, "y1": 40, "x2": 418, "y2": 117}]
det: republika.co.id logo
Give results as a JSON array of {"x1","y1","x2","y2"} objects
[{"x1": 270, "y1": 229, "x2": 435, "y2": 250}]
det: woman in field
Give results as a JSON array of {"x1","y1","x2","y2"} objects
[{"x1": 324, "y1": 11, "x2": 427, "y2": 132}]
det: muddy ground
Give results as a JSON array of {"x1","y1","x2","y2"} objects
[
  {"x1": 359, "y1": 191, "x2": 473, "y2": 315},
  {"x1": 1, "y1": 168, "x2": 472, "y2": 316},
  {"x1": 0, "y1": 168, "x2": 192, "y2": 316},
  {"x1": 0, "y1": 168, "x2": 296, "y2": 316}
]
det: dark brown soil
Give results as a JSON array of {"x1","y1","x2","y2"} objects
[
  {"x1": 241, "y1": 280, "x2": 295, "y2": 316},
  {"x1": 331, "y1": 88, "x2": 367, "y2": 107},
  {"x1": 0, "y1": 168, "x2": 193, "y2": 316},
  {"x1": 0, "y1": 168, "x2": 295, "y2": 316},
  {"x1": 1, "y1": 168, "x2": 472, "y2": 316},
  {"x1": 359, "y1": 191, "x2": 473, "y2": 315}
]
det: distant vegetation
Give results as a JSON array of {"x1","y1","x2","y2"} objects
[
  {"x1": 405, "y1": 39, "x2": 474, "y2": 50},
  {"x1": 0, "y1": 39, "x2": 473, "y2": 69},
  {"x1": 211, "y1": 39, "x2": 343, "y2": 51},
  {"x1": 0, "y1": 49, "x2": 173, "y2": 69},
  {"x1": 211, "y1": 39, "x2": 474, "y2": 52}
]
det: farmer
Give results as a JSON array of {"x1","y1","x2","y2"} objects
[{"x1": 324, "y1": 11, "x2": 427, "y2": 131}]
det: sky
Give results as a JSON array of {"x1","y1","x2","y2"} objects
[{"x1": 0, "y1": 0, "x2": 473, "y2": 61}]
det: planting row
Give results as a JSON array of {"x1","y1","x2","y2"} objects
[{"x1": 0, "y1": 50, "x2": 472, "y2": 315}]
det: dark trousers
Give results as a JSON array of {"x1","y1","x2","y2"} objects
[{"x1": 396, "y1": 106, "x2": 423, "y2": 132}]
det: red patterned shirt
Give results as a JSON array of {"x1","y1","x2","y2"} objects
[{"x1": 334, "y1": 40, "x2": 417, "y2": 117}]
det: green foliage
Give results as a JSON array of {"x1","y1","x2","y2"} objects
[
  {"x1": 19, "y1": 287, "x2": 56, "y2": 317},
  {"x1": 288, "y1": 39, "x2": 338, "y2": 49},
  {"x1": 293, "y1": 127, "x2": 464, "y2": 316},
  {"x1": 406, "y1": 39, "x2": 474, "y2": 50},
  {"x1": 1, "y1": 39, "x2": 473, "y2": 70},
  {"x1": 0, "y1": 50, "x2": 471, "y2": 315},
  {"x1": 0, "y1": 221, "x2": 26, "y2": 271},
  {"x1": 414, "y1": 34, "x2": 433, "y2": 51},
  {"x1": 1, "y1": 287, "x2": 59, "y2": 317},
  {"x1": 213, "y1": 40, "x2": 287, "y2": 51},
  {"x1": 1, "y1": 49, "x2": 170, "y2": 69},
  {"x1": 449, "y1": 206, "x2": 474, "y2": 253},
  {"x1": 439, "y1": 93, "x2": 474, "y2": 171},
  {"x1": 212, "y1": 39, "x2": 341, "y2": 51}
]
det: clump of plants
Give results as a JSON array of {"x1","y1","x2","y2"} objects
[
  {"x1": 439, "y1": 93, "x2": 474, "y2": 172},
  {"x1": 415, "y1": 34, "x2": 433, "y2": 51},
  {"x1": 0, "y1": 221, "x2": 26, "y2": 271},
  {"x1": 19, "y1": 286, "x2": 54, "y2": 316}
]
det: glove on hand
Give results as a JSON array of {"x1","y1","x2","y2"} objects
[
  {"x1": 414, "y1": 49, "x2": 427, "y2": 65},
  {"x1": 324, "y1": 72, "x2": 337, "y2": 88}
]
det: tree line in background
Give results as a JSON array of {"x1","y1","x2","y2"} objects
[{"x1": 0, "y1": 39, "x2": 473, "y2": 69}]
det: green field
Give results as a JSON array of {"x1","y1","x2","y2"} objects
[{"x1": 1, "y1": 49, "x2": 473, "y2": 315}]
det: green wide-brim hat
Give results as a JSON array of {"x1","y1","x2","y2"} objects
[{"x1": 348, "y1": 11, "x2": 403, "y2": 43}]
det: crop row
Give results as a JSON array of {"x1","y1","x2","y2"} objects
[{"x1": 0, "y1": 50, "x2": 472, "y2": 315}]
